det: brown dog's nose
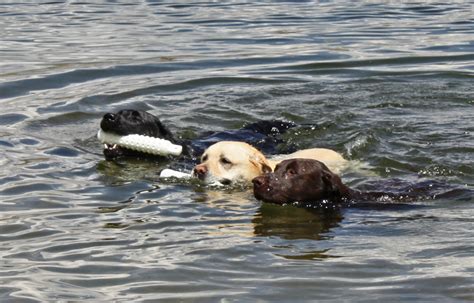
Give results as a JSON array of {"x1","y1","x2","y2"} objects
[
  {"x1": 193, "y1": 164, "x2": 208, "y2": 180},
  {"x1": 252, "y1": 176, "x2": 265, "y2": 188}
]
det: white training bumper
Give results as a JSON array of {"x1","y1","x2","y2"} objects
[
  {"x1": 159, "y1": 168, "x2": 192, "y2": 179},
  {"x1": 97, "y1": 129, "x2": 183, "y2": 157}
]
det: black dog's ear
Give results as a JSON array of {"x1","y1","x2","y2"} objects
[{"x1": 156, "y1": 120, "x2": 174, "y2": 141}]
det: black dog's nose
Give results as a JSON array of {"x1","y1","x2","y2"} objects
[{"x1": 103, "y1": 113, "x2": 115, "y2": 121}]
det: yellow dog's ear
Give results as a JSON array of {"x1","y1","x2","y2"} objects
[{"x1": 250, "y1": 155, "x2": 272, "y2": 174}]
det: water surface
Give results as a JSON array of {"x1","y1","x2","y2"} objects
[{"x1": 1, "y1": 1, "x2": 473, "y2": 302}]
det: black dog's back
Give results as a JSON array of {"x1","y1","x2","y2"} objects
[{"x1": 186, "y1": 120, "x2": 297, "y2": 159}]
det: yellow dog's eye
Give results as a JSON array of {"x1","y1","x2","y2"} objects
[
  {"x1": 202, "y1": 154, "x2": 208, "y2": 161},
  {"x1": 220, "y1": 157, "x2": 232, "y2": 165}
]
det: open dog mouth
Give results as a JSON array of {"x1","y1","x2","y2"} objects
[
  {"x1": 103, "y1": 143, "x2": 126, "y2": 153},
  {"x1": 219, "y1": 178, "x2": 232, "y2": 186},
  {"x1": 192, "y1": 173, "x2": 236, "y2": 187},
  {"x1": 104, "y1": 143, "x2": 118, "y2": 150},
  {"x1": 102, "y1": 142, "x2": 128, "y2": 159}
]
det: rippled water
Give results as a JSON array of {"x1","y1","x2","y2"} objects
[{"x1": 1, "y1": 1, "x2": 473, "y2": 302}]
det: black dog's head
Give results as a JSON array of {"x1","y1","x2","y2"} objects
[
  {"x1": 252, "y1": 158, "x2": 351, "y2": 205},
  {"x1": 100, "y1": 109, "x2": 174, "y2": 159}
]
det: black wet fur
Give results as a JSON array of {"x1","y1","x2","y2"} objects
[{"x1": 101, "y1": 110, "x2": 174, "y2": 139}]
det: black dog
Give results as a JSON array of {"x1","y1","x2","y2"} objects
[
  {"x1": 100, "y1": 110, "x2": 176, "y2": 159},
  {"x1": 99, "y1": 109, "x2": 297, "y2": 162}
]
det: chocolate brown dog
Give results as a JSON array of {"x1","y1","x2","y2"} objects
[
  {"x1": 252, "y1": 158, "x2": 352, "y2": 206},
  {"x1": 252, "y1": 158, "x2": 471, "y2": 209},
  {"x1": 251, "y1": 158, "x2": 436, "y2": 207}
]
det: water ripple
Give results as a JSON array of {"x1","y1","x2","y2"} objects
[{"x1": 1, "y1": 1, "x2": 473, "y2": 302}]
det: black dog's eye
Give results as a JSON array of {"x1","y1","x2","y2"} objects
[
  {"x1": 131, "y1": 110, "x2": 140, "y2": 118},
  {"x1": 286, "y1": 168, "x2": 296, "y2": 176},
  {"x1": 220, "y1": 157, "x2": 232, "y2": 166}
]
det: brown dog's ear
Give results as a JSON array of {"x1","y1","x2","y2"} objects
[
  {"x1": 250, "y1": 156, "x2": 273, "y2": 174},
  {"x1": 321, "y1": 169, "x2": 339, "y2": 194},
  {"x1": 261, "y1": 162, "x2": 272, "y2": 174}
]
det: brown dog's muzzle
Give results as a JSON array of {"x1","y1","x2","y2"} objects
[
  {"x1": 252, "y1": 175, "x2": 272, "y2": 201},
  {"x1": 252, "y1": 175, "x2": 265, "y2": 188}
]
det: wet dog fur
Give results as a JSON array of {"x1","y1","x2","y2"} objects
[
  {"x1": 99, "y1": 109, "x2": 347, "y2": 186},
  {"x1": 251, "y1": 158, "x2": 453, "y2": 208},
  {"x1": 193, "y1": 141, "x2": 347, "y2": 186}
]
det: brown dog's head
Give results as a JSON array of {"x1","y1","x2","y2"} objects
[
  {"x1": 252, "y1": 158, "x2": 350, "y2": 205},
  {"x1": 193, "y1": 141, "x2": 272, "y2": 186}
]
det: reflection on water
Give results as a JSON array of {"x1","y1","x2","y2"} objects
[
  {"x1": 96, "y1": 158, "x2": 169, "y2": 184},
  {"x1": 1, "y1": 1, "x2": 473, "y2": 302},
  {"x1": 253, "y1": 203, "x2": 343, "y2": 241}
]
